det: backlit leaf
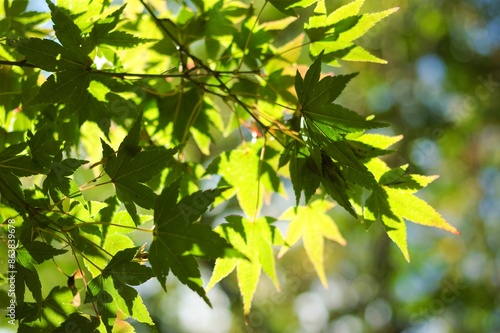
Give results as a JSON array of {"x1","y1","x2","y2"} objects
[
  {"x1": 149, "y1": 178, "x2": 237, "y2": 304},
  {"x1": 207, "y1": 215, "x2": 283, "y2": 316},
  {"x1": 279, "y1": 200, "x2": 346, "y2": 286},
  {"x1": 85, "y1": 247, "x2": 155, "y2": 333}
]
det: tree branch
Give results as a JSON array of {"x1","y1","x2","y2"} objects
[
  {"x1": 0, "y1": 60, "x2": 37, "y2": 68},
  {"x1": 0, "y1": 60, "x2": 260, "y2": 78}
]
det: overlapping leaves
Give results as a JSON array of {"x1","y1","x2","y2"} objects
[
  {"x1": 149, "y1": 178, "x2": 239, "y2": 304},
  {"x1": 305, "y1": 0, "x2": 398, "y2": 65},
  {"x1": 207, "y1": 216, "x2": 283, "y2": 316},
  {"x1": 85, "y1": 247, "x2": 156, "y2": 333},
  {"x1": 9, "y1": 1, "x2": 151, "y2": 136},
  {"x1": 288, "y1": 51, "x2": 388, "y2": 215},
  {"x1": 361, "y1": 157, "x2": 460, "y2": 261},
  {"x1": 101, "y1": 113, "x2": 177, "y2": 223}
]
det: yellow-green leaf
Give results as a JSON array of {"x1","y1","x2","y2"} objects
[
  {"x1": 207, "y1": 216, "x2": 283, "y2": 316},
  {"x1": 278, "y1": 200, "x2": 346, "y2": 287},
  {"x1": 382, "y1": 215, "x2": 410, "y2": 262},
  {"x1": 326, "y1": 0, "x2": 365, "y2": 25},
  {"x1": 385, "y1": 187, "x2": 460, "y2": 235},
  {"x1": 337, "y1": 8, "x2": 399, "y2": 43}
]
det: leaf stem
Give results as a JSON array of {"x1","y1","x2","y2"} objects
[{"x1": 0, "y1": 60, "x2": 37, "y2": 68}]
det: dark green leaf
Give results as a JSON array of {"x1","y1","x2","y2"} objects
[
  {"x1": 90, "y1": 4, "x2": 127, "y2": 39},
  {"x1": 16, "y1": 252, "x2": 43, "y2": 304},
  {"x1": 0, "y1": 142, "x2": 28, "y2": 158},
  {"x1": 0, "y1": 173, "x2": 27, "y2": 214},
  {"x1": 10, "y1": 38, "x2": 84, "y2": 71},
  {"x1": 18, "y1": 286, "x2": 77, "y2": 332},
  {"x1": 149, "y1": 178, "x2": 237, "y2": 304},
  {"x1": 289, "y1": 144, "x2": 306, "y2": 206},
  {"x1": 1, "y1": 155, "x2": 44, "y2": 176},
  {"x1": 95, "y1": 31, "x2": 156, "y2": 48},
  {"x1": 53, "y1": 313, "x2": 100, "y2": 333},
  {"x1": 18, "y1": 242, "x2": 66, "y2": 264},
  {"x1": 302, "y1": 73, "x2": 357, "y2": 109},
  {"x1": 114, "y1": 147, "x2": 177, "y2": 182},
  {"x1": 46, "y1": 0, "x2": 88, "y2": 64},
  {"x1": 85, "y1": 247, "x2": 155, "y2": 333},
  {"x1": 298, "y1": 50, "x2": 323, "y2": 106},
  {"x1": 305, "y1": 104, "x2": 385, "y2": 135},
  {"x1": 30, "y1": 69, "x2": 90, "y2": 105},
  {"x1": 115, "y1": 180, "x2": 157, "y2": 210},
  {"x1": 27, "y1": 125, "x2": 61, "y2": 170}
]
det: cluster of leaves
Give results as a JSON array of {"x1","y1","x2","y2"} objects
[{"x1": 0, "y1": 0, "x2": 458, "y2": 331}]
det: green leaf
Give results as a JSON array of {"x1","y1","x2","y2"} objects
[
  {"x1": 156, "y1": 86, "x2": 208, "y2": 144},
  {"x1": 306, "y1": 3, "x2": 398, "y2": 64},
  {"x1": 316, "y1": 134, "x2": 378, "y2": 189},
  {"x1": 27, "y1": 125, "x2": 61, "y2": 170},
  {"x1": 103, "y1": 113, "x2": 142, "y2": 179},
  {"x1": 53, "y1": 313, "x2": 100, "y2": 333},
  {"x1": 115, "y1": 180, "x2": 157, "y2": 210},
  {"x1": 10, "y1": 38, "x2": 84, "y2": 71},
  {"x1": 352, "y1": 133, "x2": 403, "y2": 150},
  {"x1": 16, "y1": 250, "x2": 43, "y2": 304},
  {"x1": 379, "y1": 166, "x2": 437, "y2": 191},
  {"x1": 43, "y1": 155, "x2": 87, "y2": 203},
  {"x1": 18, "y1": 287, "x2": 78, "y2": 332},
  {"x1": 259, "y1": 17, "x2": 297, "y2": 31},
  {"x1": 102, "y1": 114, "x2": 177, "y2": 219},
  {"x1": 289, "y1": 148, "x2": 307, "y2": 205},
  {"x1": 85, "y1": 247, "x2": 155, "y2": 333},
  {"x1": 30, "y1": 69, "x2": 91, "y2": 105},
  {"x1": 90, "y1": 4, "x2": 127, "y2": 39},
  {"x1": 18, "y1": 242, "x2": 66, "y2": 264},
  {"x1": 278, "y1": 200, "x2": 346, "y2": 286},
  {"x1": 302, "y1": 73, "x2": 357, "y2": 110},
  {"x1": 297, "y1": 50, "x2": 323, "y2": 106},
  {"x1": 267, "y1": 0, "x2": 316, "y2": 16},
  {"x1": 0, "y1": 144, "x2": 45, "y2": 176},
  {"x1": 304, "y1": 104, "x2": 386, "y2": 134},
  {"x1": 336, "y1": 8, "x2": 399, "y2": 43},
  {"x1": 384, "y1": 187, "x2": 459, "y2": 235},
  {"x1": 207, "y1": 140, "x2": 265, "y2": 218},
  {"x1": 361, "y1": 161, "x2": 459, "y2": 261},
  {"x1": 320, "y1": 153, "x2": 356, "y2": 217},
  {"x1": 95, "y1": 31, "x2": 156, "y2": 48},
  {"x1": 341, "y1": 45, "x2": 388, "y2": 64},
  {"x1": 0, "y1": 173, "x2": 27, "y2": 214},
  {"x1": 46, "y1": 0, "x2": 86, "y2": 61},
  {"x1": 207, "y1": 215, "x2": 283, "y2": 316},
  {"x1": 0, "y1": 141, "x2": 28, "y2": 157},
  {"x1": 149, "y1": 178, "x2": 236, "y2": 304},
  {"x1": 382, "y1": 214, "x2": 409, "y2": 262},
  {"x1": 114, "y1": 147, "x2": 176, "y2": 182}
]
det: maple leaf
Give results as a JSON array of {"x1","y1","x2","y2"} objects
[
  {"x1": 206, "y1": 215, "x2": 283, "y2": 317},
  {"x1": 278, "y1": 200, "x2": 346, "y2": 287}
]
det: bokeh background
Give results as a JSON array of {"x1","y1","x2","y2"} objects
[{"x1": 1, "y1": 0, "x2": 499, "y2": 332}]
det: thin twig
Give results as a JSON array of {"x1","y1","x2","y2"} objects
[
  {"x1": 0, "y1": 60, "x2": 37, "y2": 68},
  {"x1": 236, "y1": 1, "x2": 268, "y2": 72}
]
